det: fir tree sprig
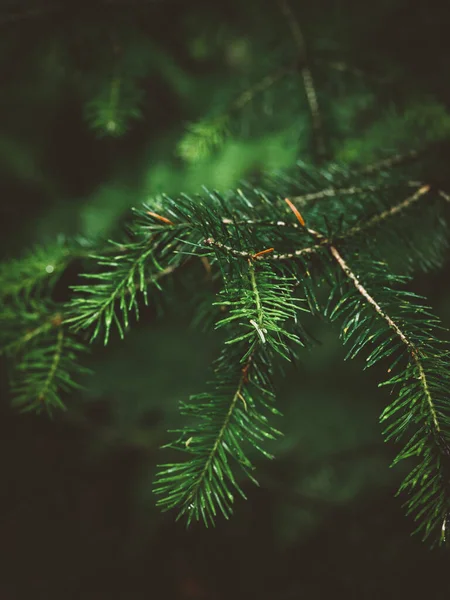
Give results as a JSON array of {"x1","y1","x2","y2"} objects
[
  {"x1": 2, "y1": 157, "x2": 450, "y2": 544},
  {"x1": 177, "y1": 65, "x2": 293, "y2": 162},
  {"x1": 85, "y1": 76, "x2": 144, "y2": 138},
  {"x1": 153, "y1": 260, "x2": 308, "y2": 524},
  {"x1": 64, "y1": 225, "x2": 187, "y2": 344},
  {"x1": 1, "y1": 305, "x2": 90, "y2": 414},
  {"x1": 282, "y1": 200, "x2": 450, "y2": 544},
  {"x1": 0, "y1": 238, "x2": 76, "y2": 301},
  {"x1": 9, "y1": 324, "x2": 87, "y2": 413},
  {"x1": 324, "y1": 253, "x2": 450, "y2": 544}
]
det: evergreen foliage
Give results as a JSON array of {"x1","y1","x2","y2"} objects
[
  {"x1": 1, "y1": 0, "x2": 450, "y2": 549},
  {"x1": 154, "y1": 261, "x2": 307, "y2": 524}
]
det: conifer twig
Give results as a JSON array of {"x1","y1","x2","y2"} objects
[
  {"x1": 283, "y1": 199, "x2": 449, "y2": 542},
  {"x1": 207, "y1": 185, "x2": 433, "y2": 264},
  {"x1": 328, "y1": 244, "x2": 441, "y2": 430},
  {"x1": 182, "y1": 350, "x2": 255, "y2": 514},
  {"x1": 178, "y1": 64, "x2": 294, "y2": 161}
]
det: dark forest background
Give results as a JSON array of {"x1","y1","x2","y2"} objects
[{"x1": 1, "y1": 1, "x2": 450, "y2": 598}]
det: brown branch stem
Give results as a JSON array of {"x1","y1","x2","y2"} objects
[{"x1": 279, "y1": 0, "x2": 326, "y2": 160}]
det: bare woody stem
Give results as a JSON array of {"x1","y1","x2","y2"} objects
[{"x1": 279, "y1": 0, "x2": 326, "y2": 160}]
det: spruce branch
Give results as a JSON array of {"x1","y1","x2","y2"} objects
[
  {"x1": 328, "y1": 246, "x2": 441, "y2": 430},
  {"x1": 0, "y1": 238, "x2": 75, "y2": 300},
  {"x1": 177, "y1": 64, "x2": 293, "y2": 162},
  {"x1": 0, "y1": 237, "x2": 127, "y2": 305},
  {"x1": 201, "y1": 179, "x2": 444, "y2": 268},
  {"x1": 282, "y1": 199, "x2": 450, "y2": 544},
  {"x1": 2, "y1": 156, "x2": 450, "y2": 544},
  {"x1": 154, "y1": 261, "x2": 308, "y2": 524},
  {"x1": 327, "y1": 251, "x2": 450, "y2": 544},
  {"x1": 65, "y1": 232, "x2": 184, "y2": 344},
  {"x1": 85, "y1": 75, "x2": 144, "y2": 137},
  {"x1": 6, "y1": 315, "x2": 89, "y2": 414}
]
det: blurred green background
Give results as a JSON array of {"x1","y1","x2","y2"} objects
[{"x1": 1, "y1": 0, "x2": 450, "y2": 598}]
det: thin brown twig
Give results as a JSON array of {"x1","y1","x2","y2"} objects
[
  {"x1": 204, "y1": 235, "x2": 324, "y2": 262},
  {"x1": 206, "y1": 182, "x2": 437, "y2": 263},
  {"x1": 279, "y1": 0, "x2": 326, "y2": 161}
]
